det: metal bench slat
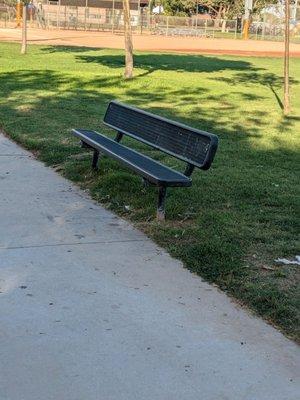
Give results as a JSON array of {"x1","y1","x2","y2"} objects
[
  {"x1": 72, "y1": 129, "x2": 192, "y2": 187},
  {"x1": 104, "y1": 101, "x2": 218, "y2": 170}
]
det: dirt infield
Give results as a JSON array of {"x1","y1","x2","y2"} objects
[{"x1": 1, "y1": 27, "x2": 300, "y2": 57}]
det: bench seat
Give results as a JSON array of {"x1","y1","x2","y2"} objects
[{"x1": 72, "y1": 129, "x2": 192, "y2": 187}]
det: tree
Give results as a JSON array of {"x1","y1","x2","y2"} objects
[
  {"x1": 241, "y1": 0, "x2": 278, "y2": 39},
  {"x1": 161, "y1": 0, "x2": 277, "y2": 18},
  {"x1": 20, "y1": 1, "x2": 29, "y2": 54},
  {"x1": 162, "y1": 0, "x2": 198, "y2": 16},
  {"x1": 123, "y1": 0, "x2": 134, "y2": 79},
  {"x1": 4, "y1": 0, "x2": 29, "y2": 54},
  {"x1": 3, "y1": 0, "x2": 16, "y2": 20}
]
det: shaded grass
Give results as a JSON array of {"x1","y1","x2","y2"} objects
[{"x1": 0, "y1": 42, "x2": 299, "y2": 340}]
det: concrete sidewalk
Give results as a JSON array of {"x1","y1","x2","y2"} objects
[{"x1": 0, "y1": 134, "x2": 299, "y2": 400}]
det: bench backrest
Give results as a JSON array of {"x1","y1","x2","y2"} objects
[{"x1": 103, "y1": 101, "x2": 218, "y2": 170}]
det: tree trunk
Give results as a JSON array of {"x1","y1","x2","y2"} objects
[
  {"x1": 214, "y1": 8, "x2": 222, "y2": 28},
  {"x1": 21, "y1": 4, "x2": 27, "y2": 54},
  {"x1": 221, "y1": 19, "x2": 226, "y2": 33},
  {"x1": 221, "y1": 7, "x2": 230, "y2": 32},
  {"x1": 123, "y1": 0, "x2": 133, "y2": 79},
  {"x1": 284, "y1": 0, "x2": 290, "y2": 115}
]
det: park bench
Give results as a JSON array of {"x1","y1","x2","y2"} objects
[{"x1": 71, "y1": 101, "x2": 218, "y2": 220}]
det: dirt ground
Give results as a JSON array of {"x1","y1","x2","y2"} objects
[{"x1": 1, "y1": 26, "x2": 300, "y2": 57}]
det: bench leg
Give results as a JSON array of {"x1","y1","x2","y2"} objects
[
  {"x1": 142, "y1": 177, "x2": 150, "y2": 188},
  {"x1": 157, "y1": 186, "x2": 167, "y2": 221},
  {"x1": 92, "y1": 149, "x2": 100, "y2": 170}
]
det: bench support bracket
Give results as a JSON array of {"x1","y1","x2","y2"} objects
[
  {"x1": 157, "y1": 186, "x2": 167, "y2": 221},
  {"x1": 115, "y1": 132, "x2": 123, "y2": 143},
  {"x1": 184, "y1": 163, "x2": 195, "y2": 177},
  {"x1": 81, "y1": 140, "x2": 93, "y2": 149}
]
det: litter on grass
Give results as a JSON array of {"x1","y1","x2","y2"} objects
[{"x1": 274, "y1": 256, "x2": 300, "y2": 266}]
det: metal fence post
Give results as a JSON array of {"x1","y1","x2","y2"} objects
[
  {"x1": 56, "y1": 3, "x2": 59, "y2": 28},
  {"x1": 147, "y1": 10, "x2": 150, "y2": 32},
  {"x1": 76, "y1": 6, "x2": 78, "y2": 30},
  {"x1": 112, "y1": 0, "x2": 115, "y2": 33},
  {"x1": 166, "y1": 16, "x2": 169, "y2": 36},
  {"x1": 262, "y1": 13, "x2": 266, "y2": 40},
  {"x1": 84, "y1": 0, "x2": 87, "y2": 30},
  {"x1": 58, "y1": 0, "x2": 61, "y2": 29},
  {"x1": 140, "y1": 8, "x2": 143, "y2": 35}
]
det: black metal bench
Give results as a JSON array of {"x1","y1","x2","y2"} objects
[{"x1": 71, "y1": 101, "x2": 219, "y2": 220}]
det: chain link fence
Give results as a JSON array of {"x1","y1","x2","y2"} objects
[
  {"x1": 247, "y1": 4, "x2": 300, "y2": 42},
  {"x1": 0, "y1": 1, "x2": 299, "y2": 43},
  {"x1": 150, "y1": 15, "x2": 238, "y2": 39},
  {"x1": 33, "y1": 1, "x2": 144, "y2": 32}
]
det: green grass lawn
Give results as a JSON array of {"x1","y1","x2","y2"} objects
[{"x1": 0, "y1": 42, "x2": 299, "y2": 340}]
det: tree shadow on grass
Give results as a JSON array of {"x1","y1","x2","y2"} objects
[
  {"x1": 41, "y1": 45, "x2": 258, "y2": 75},
  {"x1": 75, "y1": 53, "x2": 259, "y2": 76},
  {"x1": 41, "y1": 45, "x2": 101, "y2": 53},
  {"x1": 211, "y1": 71, "x2": 299, "y2": 112}
]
